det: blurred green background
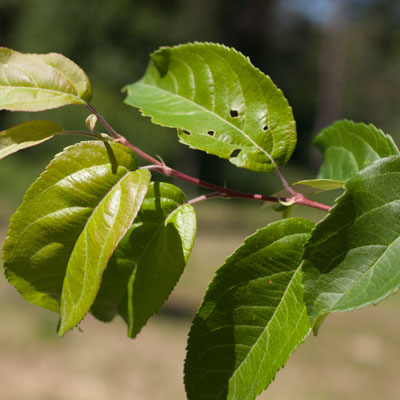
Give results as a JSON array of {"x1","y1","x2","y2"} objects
[{"x1": 1, "y1": 0, "x2": 400, "y2": 399}]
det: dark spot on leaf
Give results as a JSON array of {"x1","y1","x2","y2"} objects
[
  {"x1": 230, "y1": 149, "x2": 241, "y2": 158},
  {"x1": 207, "y1": 130, "x2": 215, "y2": 136},
  {"x1": 230, "y1": 109, "x2": 239, "y2": 118},
  {"x1": 182, "y1": 130, "x2": 190, "y2": 135},
  {"x1": 263, "y1": 125, "x2": 269, "y2": 131}
]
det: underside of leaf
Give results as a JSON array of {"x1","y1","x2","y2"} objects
[
  {"x1": 0, "y1": 120, "x2": 63, "y2": 159},
  {"x1": 0, "y1": 47, "x2": 92, "y2": 111},
  {"x1": 124, "y1": 42, "x2": 297, "y2": 173},
  {"x1": 314, "y1": 120, "x2": 399, "y2": 181}
]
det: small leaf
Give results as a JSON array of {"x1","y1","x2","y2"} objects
[
  {"x1": 184, "y1": 218, "x2": 314, "y2": 400},
  {"x1": 0, "y1": 120, "x2": 63, "y2": 159},
  {"x1": 314, "y1": 120, "x2": 399, "y2": 180},
  {"x1": 291, "y1": 178, "x2": 345, "y2": 196},
  {"x1": 303, "y1": 156, "x2": 400, "y2": 324},
  {"x1": 124, "y1": 43, "x2": 296, "y2": 173},
  {"x1": 91, "y1": 182, "x2": 197, "y2": 337},
  {"x1": 3, "y1": 141, "x2": 141, "y2": 317},
  {"x1": 0, "y1": 47, "x2": 92, "y2": 111},
  {"x1": 59, "y1": 168, "x2": 150, "y2": 335}
]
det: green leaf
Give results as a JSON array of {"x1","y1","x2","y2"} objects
[
  {"x1": 184, "y1": 218, "x2": 314, "y2": 400},
  {"x1": 274, "y1": 179, "x2": 344, "y2": 201},
  {"x1": 0, "y1": 120, "x2": 63, "y2": 159},
  {"x1": 124, "y1": 43, "x2": 296, "y2": 173},
  {"x1": 303, "y1": 155, "x2": 400, "y2": 324},
  {"x1": 291, "y1": 178, "x2": 345, "y2": 196},
  {"x1": 2, "y1": 141, "x2": 146, "y2": 324},
  {"x1": 0, "y1": 47, "x2": 92, "y2": 111},
  {"x1": 91, "y1": 181, "x2": 197, "y2": 337},
  {"x1": 315, "y1": 120, "x2": 399, "y2": 180}
]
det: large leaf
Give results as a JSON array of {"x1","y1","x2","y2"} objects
[
  {"x1": 0, "y1": 47, "x2": 92, "y2": 111},
  {"x1": 303, "y1": 156, "x2": 400, "y2": 324},
  {"x1": 184, "y1": 218, "x2": 314, "y2": 400},
  {"x1": 3, "y1": 141, "x2": 148, "y2": 325},
  {"x1": 315, "y1": 120, "x2": 399, "y2": 180},
  {"x1": 124, "y1": 43, "x2": 296, "y2": 173},
  {"x1": 91, "y1": 181, "x2": 196, "y2": 337},
  {"x1": 0, "y1": 120, "x2": 63, "y2": 159}
]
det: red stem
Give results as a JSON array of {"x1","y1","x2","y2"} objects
[{"x1": 86, "y1": 104, "x2": 332, "y2": 212}]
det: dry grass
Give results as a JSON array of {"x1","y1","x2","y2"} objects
[{"x1": 0, "y1": 201, "x2": 399, "y2": 399}]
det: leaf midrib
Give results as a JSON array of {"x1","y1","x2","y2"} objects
[{"x1": 135, "y1": 82, "x2": 273, "y2": 160}]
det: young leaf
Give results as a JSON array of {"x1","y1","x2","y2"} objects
[
  {"x1": 0, "y1": 47, "x2": 92, "y2": 111},
  {"x1": 274, "y1": 178, "x2": 344, "y2": 200},
  {"x1": 303, "y1": 155, "x2": 400, "y2": 325},
  {"x1": 0, "y1": 120, "x2": 63, "y2": 159},
  {"x1": 315, "y1": 120, "x2": 399, "y2": 180},
  {"x1": 124, "y1": 43, "x2": 296, "y2": 173},
  {"x1": 91, "y1": 182, "x2": 197, "y2": 338},
  {"x1": 185, "y1": 218, "x2": 314, "y2": 400},
  {"x1": 3, "y1": 141, "x2": 142, "y2": 317},
  {"x1": 58, "y1": 168, "x2": 150, "y2": 336}
]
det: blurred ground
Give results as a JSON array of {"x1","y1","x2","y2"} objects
[{"x1": 0, "y1": 201, "x2": 399, "y2": 400}]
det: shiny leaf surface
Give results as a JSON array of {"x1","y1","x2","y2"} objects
[
  {"x1": 185, "y1": 218, "x2": 314, "y2": 400},
  {"x1": 3, "y1": 141, "x2": 145, "y2": 323},
  {"x1": 91, "y1": 182, "x2": 196, "y2": 337},
  {"x1": 304, "y1": 156, "x2": 400, "y2": 323}
]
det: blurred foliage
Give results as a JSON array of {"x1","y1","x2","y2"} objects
[{"x1": 0, "y1": 0, "x2": 399, "y2": 209}]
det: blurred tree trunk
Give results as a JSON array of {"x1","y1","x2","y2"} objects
[{"x1": 312, "y1": 0, "x2": 349, "y2": 166}]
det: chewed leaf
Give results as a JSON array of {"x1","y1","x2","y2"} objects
[
  {"x1": 91, "y1": 182, "x2": 197, "y2": 338},
  {"x1": 2, "y1": 141, "x2": 143, "y2": 322},
  {"x1": 0, "y1": 120, "x2": 63, "y2": 159},
  {"x1": 185, "y1": 218, "x2": 314, "y2": 400},
  {"x1": 124, "y1": 42, "x2": 296, "y2": 173},
  {"x1": 0, "y1": 47, "x2": 92, "y2": 111},
  {"x1": 314, "y1": 120, "x2": 399, "y2": 180},
  {"x1": 303, "y1": 155, "x2": 400, "y2": 324}
]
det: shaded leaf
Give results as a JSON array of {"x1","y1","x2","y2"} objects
[
  {"x1": 315, "y1": 120, "x2": 399, "y2": 180},
  {"x1": 185, "y1": 218, "x2": 314, "y2": 400},
  {"x1": 0, "y1": 47, "x2": 92, "y2": 111},
  {"x1": 59, "y1": 168, "x2": 150, "y2": 335},
  {"x1": 91, "y1": 182, "x2": 196, "y2": 337},
  {"x1": 3, "y1": 141, "x2": 141, "y2": 318},
  {"x1": 303, "y1": 156, "x2": 400, "y2": 324},
  {"x1": 0, "y1": 120, "x2": 62, "y2": 159},
  {"x1": 124, "y1": 43, "x2": 296, "y2": 173}
]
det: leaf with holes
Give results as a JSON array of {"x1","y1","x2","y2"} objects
[
  {"x1": 0, "y1": 47, "x2": 92, "y2": 111},
  {"x1": 184, "y1": 218, "x2": 314, "y2": 400},
  {"x1": 124, "y1": 42, "x2": 296, "y2": 173},
  {"x1": 3, "y1": 141, "x2": 150, "y2": 334},
  {"x1": 91, "y1": 181, "x2": 196, "y2": 337},
  {"x1": 315, "y1": 120, "x2": 399, "y2": 180},
  {"x1": 0, "y1": 120, "x2": 64, "y2": 159},
  {"x1": 303, "y1": 156, "x2": 400, "y2": 326}
]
